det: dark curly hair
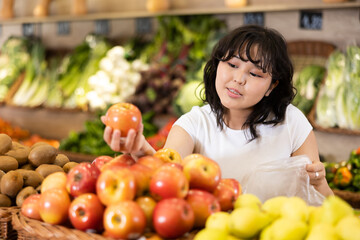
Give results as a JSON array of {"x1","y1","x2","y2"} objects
[{"x1": 203, "y1": 25, "x2": 295, "y2": 141}]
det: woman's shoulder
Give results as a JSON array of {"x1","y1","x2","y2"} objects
[{"x1": 285, "y1": 104, "x2": 307, "y2": 118}]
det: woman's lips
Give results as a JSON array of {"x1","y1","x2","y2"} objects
[{"x1": 227, "y1": 88, "x2": 242, "y2": 98}]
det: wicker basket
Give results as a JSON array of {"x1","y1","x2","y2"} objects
[
  {"x1": 0, "y1": 207, "x2": 20, "y2": 240},
  {"x1": 333, "y1": 189, "x2": 360, "y2": 209}
]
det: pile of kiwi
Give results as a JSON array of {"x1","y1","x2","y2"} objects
[{"x1": 0, "y1": 133, "x2": 79, "y2": 207}]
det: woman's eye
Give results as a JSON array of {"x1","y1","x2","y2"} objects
[
  {"x1": 250, "y1": 72, "x2": 262, "y2": 78},
  {"x1": 227, "y1": 62, "x2": 237, "y2": 68}
]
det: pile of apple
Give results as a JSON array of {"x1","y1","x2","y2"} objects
[
  {"x1": 20, "y1": 147, "x2": 242, "y2": 239},
  {"x1": 194, "y1": 193, "x2": 360, "y2": 240}
]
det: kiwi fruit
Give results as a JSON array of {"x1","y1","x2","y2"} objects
[
  {"x1": 1, "y1": 170, "x2": 24, "y2": 198},
  {"x1": 53, "y1": 154, "x2": 70, "y2": 167},
  {"x1": 21, "y1": 164, "x2": 35, "y2": 170},
  {"x1": 0, "y1": 134, "x2": 12, "y2": 154},
  {"x1": 35, "y1": 164, "x2": 64, "y2": 178},
  {"x1": 28, "y1": 145, "x2": 57, "y2": 167},
  {"x1": 30, "y1": 142, "x2": 50, "y2": 150},
  {"x1": 0, "y1": 170, "x2": 5, "y2": 181},
  {"x1": 0, "y1": 156, "x2": 19, "y2": 172},
  {"x1": 16, "y1": 169, "x2": 44, "y2": 188},
  {"x1": 16, "y1": 186, "x2": 37, "y2": 207},
  {"x1": 0, "y1": 193, "x2": 11, "y2": 207},
  {"x1": 35, "y1": 184, "x2": 42, "y2": 193},
  {"x1": 63, "y1": 161, "x2": 79, "y2": 173},
  {"x1": 5, "y1": 146, "x2": 30, "y2": 166}
]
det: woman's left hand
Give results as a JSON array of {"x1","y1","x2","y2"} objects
[{"x1": 306, "y1": 161, "x2": 326, "y2": 186}]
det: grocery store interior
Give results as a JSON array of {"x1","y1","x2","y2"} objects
[
  {"x1": 1, "y1": 0, "x2": 360, "y2": 239},
  {"x1": 1, "y1": 0, "x2": 359, "y2": 162}
]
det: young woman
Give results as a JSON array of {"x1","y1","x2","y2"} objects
[{"x1": 102, "y1": 25, "x2": 333, "y2": 198}]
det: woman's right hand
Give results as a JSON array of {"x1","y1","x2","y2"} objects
[{"x1": 101, "y1": 116, "x2": 155, "y2": 158}]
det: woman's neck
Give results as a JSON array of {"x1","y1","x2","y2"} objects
[{"x1": 223, "y1": 108, "x2": 252, "y2": 130}]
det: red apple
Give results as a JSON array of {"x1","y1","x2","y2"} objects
[
  {"x1": 183, "y1": 154, "x2": 221, "y2": 192},
  {"x1": 68, "y1": 193, "x2": 105, "y2": 232},
  {"x1": 92, "y1": 155, "x2": 113, "y2": 171},
  {"x1": 96, "y1": 167, "x2": 136, "y2": 206},
  {"x1": 213, "y1": 178, "x2": 242, "y2": 211},
  {"x1": 153, "y1": 198, "x2": 194, "y2": 239},
  {"x1": 103, "y1": 201, "x2": 146, "y2": 239},
  {"x1": 129, "y1": 163, "x2": 152, "y2": 197},
  {"x1": 185, "y1": 189, "x2": 221, "y2": 228},
  {"x1": 137, "y1": 155, "x2": 164, "y2": 173},
  {"x1": 101, "y1": 154, "x2": 136, "y2": 172},
  {"x1": 149, "y1": 164, "x2": 189, "y2": 201},
  {"x1": 154, "y1": 148, "x2": 182, "y2": 164},
  {"x1": 103, "y1": 102, "x2": 142, "y2": 137},
  {"x1": 39, "y1": 188, "x2": 71, "y2": 224},
  {"x1": 135, "y1": 196, "x2": 157, "y2": 230},
  {"x1": 21, "y1": 194, "x2": 41, "y2": 220},
  {"x1": 66, "y1": 162, "x2": 100, "y2": 197}
]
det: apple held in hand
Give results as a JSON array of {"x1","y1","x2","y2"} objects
[
  {"x1": 103, "y1": 102, "x2": 142, "y2": 137},
  {"x1": 21, "y1": 193, "x2": 42, "y2": 220},
  {"x1": 213, "y1": 178, "x2": 242, "y2": 211},
  {"x1": 149, "y1": 163, "x2": 189, "y2": 200},
  {"x1": 96, "y1": 167, "x2": 136, "y2": 206},
  {"x1": 186, "y1": 189, "x2": 221, "y2": 228},
  {"x1": 92, "y1": 155, "x2": 113, "y2": 171},
  {"x1": 66, "y1": 162, "x2": 100, "y2": 197},
  {"x1": 39, "y1": 188, "x2": 71, "y2": 225},
  {"x1": 103, "y1": 201, "x2": 146, "y2": 239},
  {"x1": 183, "y1": 154, "x2": 221, "y2": 192},
  {"x1": 154, "y1": 148, "x2": 182, "y2": 164},
  {"x1": 153, "y1": 198, "x2": 195, "y2": 239},
  {"x1": 69, "y1": 193, "x2": 105, "y2": 232}
]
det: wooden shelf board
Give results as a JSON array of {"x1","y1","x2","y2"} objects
[{"x1": 0, "y1": 1, "x2": 359, "y2": 25}]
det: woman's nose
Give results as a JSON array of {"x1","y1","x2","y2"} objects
[{"x1": 233, "y1": 71, "x2": 246, "y2": 85}]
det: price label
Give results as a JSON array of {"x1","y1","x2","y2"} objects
[
  {"x1": 244, "y1": 12, "x2": 264, "y2": 26},
  {"x1": 95, "y1": 20, "x2": 110, "y2": 35},
  {"x1": 57, "y1": 21, "x2": 70, "y2": 35},
  {"x1": 136, "y1": 18, "x2": 152, "y2": 34},
  {"x1": 22, "y1": 23, "x2": 35, "y2": 36},
  {"x1": 300, "y1": 11, "x2": 322, "y2": 30}
]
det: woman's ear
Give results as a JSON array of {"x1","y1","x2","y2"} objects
[{"x1": 265, "y1": 80, "x2": 279, "y2": 97}]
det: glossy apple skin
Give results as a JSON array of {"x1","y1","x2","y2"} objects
[
  {"x1": 135, "y1": 196, "x2": 157, "y2": 230},
  {"x1": 104, "y1": 102, "x2": 142, "y2": 137},
  {"x1": 153, "y1": 198, "x2": 194, "y2": 239},
  {"x1": 68, "y1": 193, "x2": 105, "y2": 232},
  {"x1": 213, "y1": 178, "x2": 242, "y2": 211},
  {"x1": 96, "y1": 167, "x2": 136, "y2": 206},
  {"x1": 92, "y1": 156, "x2": 113, "y2": 171},
  {"x1": 21, "y1": 194, "x2": 42, "y2": 220},
  {"x1": 149, "y1": 164, "x2": 189, "y2": 201},
  {"x1": 186, "y1": 189, "x2": 221, "y2": 228},
  {"x1": 39, "y1": 188, "x2": 71, "y2": 225},
  {"x1": 137, "y1": 155, "x2": 164, "y2": 173},
  {"x1": 183, "y1": 154, "x2": 221, "y2": 192},
  {"x1": 130, "y1": 163, "x2": 152, "y2": 197},
  {"x1": 103, "y1": 201, "x2": 146, "y2": 239},
  {"x1": 154, "y1": 148, "x2": 182, "y2": 164},
  {"x1": 66, "y1": 162, "x2": 100, "y2": 197},
  {"x1": 41, "y1": 171, "x2": 67, "y2": 193}
]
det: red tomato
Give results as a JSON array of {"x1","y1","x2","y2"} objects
[{"x1": 104, "y1": 102, "x2": 142, "y2": 137}]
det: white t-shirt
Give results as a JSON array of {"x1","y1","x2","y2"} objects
[{"x1": 174, "y1": 104, "x2": 312, "y2": 188}]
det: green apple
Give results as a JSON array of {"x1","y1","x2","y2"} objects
[
  {"x1": 259, "y1": 225, "x2": 272, "y2": 240},
  {"x1": 270, "y1": 218, "x2": 308, "y2": 240},
  {"x1": 306, "y1": 223, "x2": 338, "y2": 240},
  {"x1": 205, "y1": 211, "x2": 231, "y2": 232},
  {"x1": 193, "y1": 228, "x2": 228, "y2": 240},
  {"x1": 335, "y1": 215, "x2": 360, "y2": 240},
  {"x1": 234, "y1": 194, "x2": 261, "y2": 210},
  {"x1": 321, "y1": 195, "x2": 354, "y2": 225},
  {"x1": 229, "y1": 207, "x2": 270, "y2": 239},
  {"x1": 262, "y1": 196, "x2": 288, "y2": 220},
  {"x1": 280, "y1": 197, "x2": 308, "y2": 222},
  {"x1": 308, "y1": 206, "x2": 324, "y2": 228}
]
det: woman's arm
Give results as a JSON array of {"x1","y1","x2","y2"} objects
[
  {"x1": 164, "y1": 125, "x2": 195, "y2": 160},
  {"x1": 292, "y1": 130, "x2": 334, "y2": 197}
]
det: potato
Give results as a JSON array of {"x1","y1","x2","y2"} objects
[
  {"x1": 35, "y1": 164, "x2": 63, "y2": 178},
  {"x1": 0, "y1": 133, "x2": 12, "y2": 154},
  {"x1": 0, "y1": 156, "x2": 19, "y2": 172},
  {"x1": 28, "y1": 145, "x2": 57, "y2": 167}
]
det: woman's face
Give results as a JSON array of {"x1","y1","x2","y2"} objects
[{"x1": 215, "y1": 53, "x2": 276, "y2": 113}]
